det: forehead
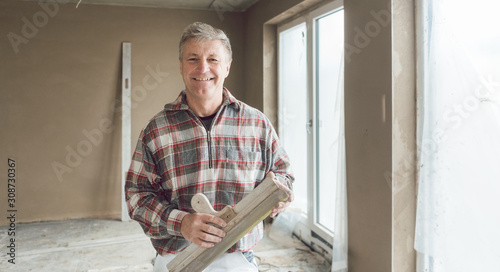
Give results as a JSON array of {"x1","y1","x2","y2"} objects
[{"x1": 182, "y1": 39, "x2": 228, "y2": 58}]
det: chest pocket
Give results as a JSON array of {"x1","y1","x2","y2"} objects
[
  {"x1": 225, "y1": 149, "x2": 261, "y2": 163},
  {"x1": 224, "y1": 148, "x2": 265, "y2": 182}
]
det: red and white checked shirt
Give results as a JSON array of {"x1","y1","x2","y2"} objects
[{"x1": 125, "y1": 89, "x2": 293, "y2": 255}]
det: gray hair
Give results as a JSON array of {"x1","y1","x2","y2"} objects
[{"x1": 178, "y1": 22, "x2": 232, "y2": 62}]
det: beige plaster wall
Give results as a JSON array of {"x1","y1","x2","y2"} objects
[
  {"x1": 344, "y1": 0, "x2": 393, "y2": 270},
  {"x1": 0, "y1": 0, "x2": 244, "y2": 224}
]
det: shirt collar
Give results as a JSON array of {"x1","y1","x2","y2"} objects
[{"x1": 164, "y1": 88, "x2": 240, "y2": 112}]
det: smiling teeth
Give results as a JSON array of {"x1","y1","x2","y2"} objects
[{"x1": 194, "y1": 78, "x2": 212, "y2": 81}]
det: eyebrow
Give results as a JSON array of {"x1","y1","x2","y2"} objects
[{"x1": 185, "y1": 53, "x2": 221, "y2": 58}]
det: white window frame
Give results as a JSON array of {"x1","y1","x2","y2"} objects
[{"x1": 277, "y1": 0, "x2": 344, "y2": 257}]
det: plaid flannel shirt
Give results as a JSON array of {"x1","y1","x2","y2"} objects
[{"x1": 125, "y1": 89, "x2": 293, "y2": 255}]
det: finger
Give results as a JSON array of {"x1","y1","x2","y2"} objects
[
  {"x1": 269, "y1": 204, "x2": 281, "y2": 218},
  {"x1": 272, "y1": 203, "x2": 284, "y2": 214},
  {"x1": 287, "y1": 190, "x2": 295, "y2": 202},
  {"x1": 266, "y1": 171, "x2": 275, "y2": 180},
  {"x1": 198, "y1": 230, "x2": 223, "y2": 243},
  {"x1": 271, "y1": 199, "x2": 293, "y2": 216},
  {"x1": 278, "y1": 184, "x2": 294, "y2": 203},
  {"x1": 274, "y1": 202, "x2": 285, "y2": 210},
  {"x1": 200, "y1": 224, "x2": 226, "y2": 238},
  {"x1": 201, "y1": 214, "x2": 227, "y2": 228},
  {"x1": 193, "y1": 237, "x2": 215, "y2": 248},
  {"x1": 272, "y1": 176, "x2": 294, "y2": 198}
]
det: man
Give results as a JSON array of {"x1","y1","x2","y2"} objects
[{"x1": 125, "y1": 22, "x2": 294, "y2": 272}]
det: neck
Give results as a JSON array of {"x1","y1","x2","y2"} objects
[{"x1": 186, "y1": 91, "x2": 224, "y2": 117}]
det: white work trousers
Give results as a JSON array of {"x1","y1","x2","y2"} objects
[{"x1": 153, "y1": 251, "x2": 258, "y2": 272}]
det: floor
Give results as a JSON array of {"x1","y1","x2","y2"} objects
[{"x1": 0, "y1": 218, "x2": 331, "y2": 272}]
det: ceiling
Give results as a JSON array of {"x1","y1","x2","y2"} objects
[{"x1": 17, "y1": 0, "x2": 260, "y2": 11}]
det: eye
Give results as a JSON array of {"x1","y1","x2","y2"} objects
[
  {"x1": 188, "y1": 58, "x2": 198, "y2": 62},
  {"x1": 209, "y1": 58, "x2": 219, "y2": 62}
]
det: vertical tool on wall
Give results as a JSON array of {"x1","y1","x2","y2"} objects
[{"x1": 121, "y1": 42, "x2": 132, "y2": 221}]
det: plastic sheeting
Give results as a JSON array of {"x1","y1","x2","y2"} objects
[
  {"x1": 415, "y1": 0, "x2": 500, "y2": 271},
  {"x1": 331, "y1": 49, "x2": 347, "y2": 272}
]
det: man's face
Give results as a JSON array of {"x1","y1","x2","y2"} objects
[{"x1": 180, "y1": 38, "x2": 231, "y2": 103}]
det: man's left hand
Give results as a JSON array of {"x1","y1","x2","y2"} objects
[{"x1": 268, "y1": 172, "x2": 294, "y2": 218}]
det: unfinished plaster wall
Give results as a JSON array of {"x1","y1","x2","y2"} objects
[
  {"x1": 0, "y1": 0, "x2": 244, "y2": 224},
  {"x1": 344, "y1": 0, "x2": 393, "y2": 271},
  {"x1": 345, "y1": 0, "x2": 417, "y2": 271}
]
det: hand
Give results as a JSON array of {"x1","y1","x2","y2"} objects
[
  {"x1": 180, "y1": 213, "x2": 227, "y2": 248},
  {"x1": 268, "y1": 172, "x2": 294, "y2": 218}
]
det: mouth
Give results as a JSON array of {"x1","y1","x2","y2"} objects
[{"x1": 192, "y1": 77, "x2": 214, "y2": 81}]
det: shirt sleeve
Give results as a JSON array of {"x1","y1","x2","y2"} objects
[
  {"x1": 265, "y1": 120, "x2": 295, "y2": 190},
  {"x1": 125, "y1": 130, "x2": 189, "y2": 239}
]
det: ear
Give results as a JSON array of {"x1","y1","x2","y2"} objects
[
  {"x1": 179, "y1": 60, "x2": 183, "y2": 75},
  {"x1": 224, "y1": 60, "x2": 232, "y2": 78}
]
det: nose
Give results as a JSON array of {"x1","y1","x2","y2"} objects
[{"x1": 196, "y1": 59, "x2": 210, "y2": 73}]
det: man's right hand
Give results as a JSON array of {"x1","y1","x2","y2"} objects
[{"x1": 180, "y1": 213, "x2": 227, "y2": 248}]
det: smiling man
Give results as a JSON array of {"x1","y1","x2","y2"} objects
[{"x1": 125, "y1": 22, "x2": 294, "y2": 272}]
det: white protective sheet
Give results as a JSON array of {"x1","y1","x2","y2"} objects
[{"x1": 415, "y1": 0, "x2": 500, "y2": 271}]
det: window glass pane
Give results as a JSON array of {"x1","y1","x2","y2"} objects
[
  {"x1": 315, "y1": 9, "x2": 344, "y2": 232},
  {"x1": 279, "y1": 23, "x2": 308, "y2": 214}
]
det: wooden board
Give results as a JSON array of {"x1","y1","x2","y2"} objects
[{"x1": 167, "y1": 174, "x2": 289, "y2": 272}]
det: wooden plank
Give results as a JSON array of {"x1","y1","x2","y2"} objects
[
  {"x1": 167, "y1": 174, "x2": 289, "y2": 272},
  {"x1": 121, "y1": 42, "x2": 131, "y2": 222}
]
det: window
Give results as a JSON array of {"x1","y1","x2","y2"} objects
[
  {"x1": 315, "y1": 7, "x2": 344, "y2": 233},
  {"x1": 278, "y1": 22, "x2": 308, "y2": 215},
  {"x1": 278, "y1": 0, "x2": 345, "y2": 255}
]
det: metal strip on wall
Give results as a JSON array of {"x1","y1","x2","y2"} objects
[{"x1": 121, "y1": 42, "x2": 131, "y2": 221}]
